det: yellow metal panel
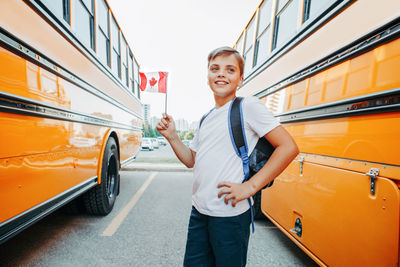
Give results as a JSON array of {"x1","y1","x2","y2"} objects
[
  {"x1": 285, "y1": 112, "x2": 400, "y2": 166},
  {"x1": 262, "y1": 160, "x2": 400, "y2": 266},
  {"x1": 280, "y1": 38, "x2": 400, "y2": 113}
]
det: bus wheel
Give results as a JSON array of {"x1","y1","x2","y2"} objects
[
  {"x1": 84, "y1": 137, "x2": 119, "y2": 215},
  {"x1": 62, "y1": 197, "x2": 85, "y2": 215},
  {"x1": 253, "y1": 190, "x2": 265, "y2": 220}
]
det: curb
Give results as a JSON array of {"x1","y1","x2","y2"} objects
[{"x1": 121, "y1": 162, "x2": 193, "y2": 172}]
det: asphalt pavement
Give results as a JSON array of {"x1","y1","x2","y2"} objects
[{"x1": 0, "y1": 145, "x2": 317, "y2": 266}]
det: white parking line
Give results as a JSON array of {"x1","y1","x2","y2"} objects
[{"x1": 101, "y1": 171, "x2": 158, "y2": 237}]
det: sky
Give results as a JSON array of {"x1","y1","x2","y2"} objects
[{"x1": 107, "y1": 0, "x2": 261, "y2": 123}]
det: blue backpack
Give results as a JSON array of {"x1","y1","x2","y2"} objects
[{"x1": 199, "y1": 97, "x2": 275, "y2": 232}]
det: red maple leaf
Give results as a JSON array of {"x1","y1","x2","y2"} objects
[{"x1": 149, "y1": 77, "x2": 157, "y2": 87}]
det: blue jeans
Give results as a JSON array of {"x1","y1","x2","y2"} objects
[{"x1": 183, "y1": 206, "x2": 251, "y2": 267}]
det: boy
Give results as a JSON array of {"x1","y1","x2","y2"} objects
[{"x1": 156, "y1": 47, "x2": 299, "y2": 267}]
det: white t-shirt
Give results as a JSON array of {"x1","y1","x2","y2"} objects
[{"x1": 189, "y1": 96, "x2": 280, "y2": 217}]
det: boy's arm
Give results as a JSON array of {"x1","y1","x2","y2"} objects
[
  {"x1": 156, "y1": 114, "x2": 196, "y2": 168},
  {"x1": 217, "y1": 125, "x2": 299, "y2": 207}
]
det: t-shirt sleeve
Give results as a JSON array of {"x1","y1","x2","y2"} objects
[
  {"x1": 244, "y1": 96, "x2": 280, "y2": 138},
  {"x1": 189, "y1": 123, "x2": 200, "y2": 152}
]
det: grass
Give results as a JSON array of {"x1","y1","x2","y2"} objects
[{"x1": 134, "y1": 157, "x2": 181, "y2": 164}]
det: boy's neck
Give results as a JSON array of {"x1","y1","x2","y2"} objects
[{"x1": 214, "y1": 94, "x2": 236, "y2": 109}]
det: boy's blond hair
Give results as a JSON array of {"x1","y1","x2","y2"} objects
[{"x1": 207, "y1": 46, "x2": 245, "y2": 76}]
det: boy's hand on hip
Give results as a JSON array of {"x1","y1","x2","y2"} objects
[{"x1": 217, "y1": 181, "x2": 254, "y2": 207}]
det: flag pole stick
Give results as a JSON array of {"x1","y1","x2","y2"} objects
[{"x1": 165, "y1": 74, "x2": 168, "y2": 115}]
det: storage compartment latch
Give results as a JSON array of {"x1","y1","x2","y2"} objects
[
  {"x1": 365, "y1": 168, "x2": 379, "y2": 195},
  {"x1": 297, "y1": 156, "x2": 305, "y2": 175},
  {"x1": 290, "y1": 218, "x2": 303, "y2": 237}
]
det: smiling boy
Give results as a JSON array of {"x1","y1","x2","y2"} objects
[{"x1": 156, "y1": 47, "x2": 298, "y2": 267}]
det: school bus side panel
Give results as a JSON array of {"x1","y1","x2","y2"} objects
[
  {"x1": 262, "y1": 160, "x2": 400, "y2": 266},
  {"x1": 235, "y1": 0, "x2": 400, "y2": 265},
  {"x1": 0, "y1": 2, "x2": 142, "y2": 227},
  {"x1": 256, "y1": 26, "x2": 400, "y2": 267}
]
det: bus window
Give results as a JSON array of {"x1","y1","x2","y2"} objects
[
  {"x1": 272, "y1": 0, "x2": 299, "y2": 50},
  {"x1": 254, "y1": 0, "x2": 273, "y2": 66},
  {"x1": 263, "y1": 91, "x2": 285, "y2": 115},
  {"x1": 243, "y1": 16, "x2": 256, "y2": 77},
  {"x1": 111, "y1": 15, "x2": 121, "y2": 79},
  {"x1": 74, "y1": 0, "x2": 95, "y2": 50},
  {"x1": 97, "y1": 0, "x2": 110, "y2": 67},
  {"x1": 38, "y1": 0, "x2": 70, "y2": 23},
  {"x1": 276, "y1": 0, "x2": 290, "y2": 13},
  {"x1": 129, "y1": 52, "x2": 135, "y2": 95},
  {"x1": 121, "y1": 36, "x2": 129, "y2": 87},
  {"x1": 133, "y1": 59, "x2": 140, "y2": 99},
  {"x1": 303, "y1": 0, "x2": 336, "y2": 23},
  {"x1": 235, "y1": 33, "x2": 244, "y2": 55}
]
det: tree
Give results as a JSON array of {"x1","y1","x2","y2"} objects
[
  {"x1": 143, "y1": 124, "x2": 156, "y2": 137},
  {"x1": 184, "y1": 130, "x2": 194, "y2": 140},
  {"x1": 154, "y1": 127, "x2": 162, "y2": 137},
  {"x1": 177, "y1": 131, "x2": 185, "y2": 140}
]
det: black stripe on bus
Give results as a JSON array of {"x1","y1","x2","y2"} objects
[
  {"x1": 254, "y1": 17, "x2": 400, "y2": 99},
  {"x1": 0, "y1": 176, "x2": 97, "y2": 245},
  {"x1": 0, "y1": 91, "x2": 142, "y2": 132},
  {"x1": 277, "y1": 88, "x2": 400, "y2": 123},
  {"x1": 0, "y1": 28, "x2": 143, "y2": 122}
]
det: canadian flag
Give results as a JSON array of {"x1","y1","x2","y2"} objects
[{"x1": 139, "y1": 72, "x2": 168, "y2": 93}]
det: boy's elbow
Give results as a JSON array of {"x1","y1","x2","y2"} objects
[
  {"x1": 184, "y1": 160, "x2": 195, "y2": 168},
  {"x1": 185, "y1": 162, "x2": 194, "y2": 168},
  {"x1": 183, "y1": 157, "x2": 195, "y2": 168},
  {"x1": 291, "y1": 142, "x2": 299, "y2": 159}
]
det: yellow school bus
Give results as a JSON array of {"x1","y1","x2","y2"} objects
[
  {"x1": 0, "y1": 0, "x2": 143, "y2": 244},
  {"x1": 234, "y1": 0, "x2": 400, "y2": 265}
]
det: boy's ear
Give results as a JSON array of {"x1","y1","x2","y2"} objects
[{"x1": 238, "y1": 76, "x2": 244, "y2": 87}]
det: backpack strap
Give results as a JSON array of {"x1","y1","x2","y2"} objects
[
  {"x1": 228, "y1": 97, "x2": 250, "y2": 180},
  {"x1": 199, "y1": 107, "x2": 215, "y2": 129},
  {"x1": 228, "y1": 97, "x2": 255, "y2": 233}
]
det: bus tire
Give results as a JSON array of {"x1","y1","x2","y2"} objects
[
  {"x1": 84, "y1": 137, "x2": 119, "y2": 215},
  {"x1": 62, "y1": 197, "x2": 85, "y2": 215},
  {"x1": 253, "y1": 190, "x2": 265, "y2": 220}
]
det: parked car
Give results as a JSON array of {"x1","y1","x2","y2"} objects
[
  {"x1": 157, "y1": 137, "x2": 167, "y2": 146},
  {"x1": 151, "y1": 138, "x2": 159, "y2": 149},
  {"x1": 141, "y1": 138, "x2": 153, "y2": 151}
]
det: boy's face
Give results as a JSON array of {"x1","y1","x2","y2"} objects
[{"x1": 208, "y1": 54, "x2": 243, "y2": 99}]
